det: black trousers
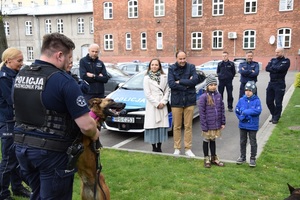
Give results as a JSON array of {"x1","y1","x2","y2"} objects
[
  {"x1": 218, "y1": 79, "x2": 234, "y2": 109},
  {"x1": 239, "y1": 129, "x2": 257, "y2": 159},
  {"x1": 266, "y1": 81, "x2": 286, "y2": 121}
]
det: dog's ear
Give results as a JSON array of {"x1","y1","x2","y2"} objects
[{"x1": 287, "y1": 183, "x2": 295, "y2": 194}]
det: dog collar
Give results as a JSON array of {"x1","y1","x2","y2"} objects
[{"x1": 89, "y1": 111, "x2": 100, "y2": 121}]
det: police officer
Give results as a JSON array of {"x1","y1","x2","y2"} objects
[
  {"x1": 13, "y1": 33, "x2": 100, "y2": 199},
  {"x1": 217, "y1": 51, "x2": 236, "y2": 112},
  {"x1": 79, "y1": 43, "x2": 109, "y2": 101},
  {"x1": 238, "y1": 51, "x2": 260, "y2": 98},
  {"x1": 266, "y1": 47, "x2": 290, "y2": 124},
  {"x1": 0, "y1": 48, "x2": 31, "y2": 200}
]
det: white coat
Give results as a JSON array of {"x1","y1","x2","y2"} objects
[{"x1": 143, "y1": 73, "x2": 170, "y2": 129}]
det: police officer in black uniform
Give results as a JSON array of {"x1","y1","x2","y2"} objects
[
  {"x1": 13, "y1": 33, "x2": 100, "y2": 199},
  {"x1": 217, "y1": 51, "x2": 236, "y2": 112},
  {"x1": 238, "y1": 51, "x2": 260, "y2": 98},
  {"x1": 266, "y1": 47, "x2": 290, "y2": 124}
]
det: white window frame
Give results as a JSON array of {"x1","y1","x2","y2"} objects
[
  {"x1": 25, "y1": 21, "x2": 32, "y2": 35},
  {"x1": 45, "y1": 19, "x2": 51, "y2": 34},
  {"x1": 140, "y1": 32, "x2": 147, "y2": 50},
  {"x1": 279, "y1": 0, "x2": 293, "y2": 11},
  {"x1": 89, "y1": 17, "x2": 94, "y2": 34},
  {"x1": 27, "y1": 47, "x2": 34, "y2": 60},
  {"x1": 57, "y1": 19, "x2": 64, "y2": 34},
  {"x1": 243, "y1": 30, "x2": 256, "y2": 49},
  {"x1": 212, "y1": 0, "x2": 224, "y2": 16},
  {"x1": 104, "y1": 2, "x2": 113, "y2": 19},
  {"x1": 277, "y1": 28, "x2": 291, "y2": 48},
  {"x1": 104, "y1": 34, "x2": 114, "y2": 50},
  {"x1": 244, "y1": 0, "x2": 257, "y2": 14},
  {"x1": 128, "y1": 0, "x2": 138, "y2": 18},
  {"x1": 212, "y1": 30, "x2": 223, "y2": 49},
  {"x1": 126, "y1": 33, "x2": 132, "y2": 50},
  {"x1": 44, "y1": 0, "x2": 48, "y2": 5},
  {"x1": 191, "y1": 32, "x2": 202, "y2": 50},
  {"x1": 18, "y1": 2, "x2": 22, "y2": 7},
  {"x1": 4, "y1": 21, "x2": 9, "y2": 36},
  {"x1": 77, "y1": 18, "x2": 84, "y2": 34},
  {"x1": 192, "y1": 0, "x2": 203, "y2": 17},
  {"x1": 154, "y1": 0, "x2": 165, "y2": 17},
  {"x1": 156, "y1": 32, "x2": 163, "y2": 49}
]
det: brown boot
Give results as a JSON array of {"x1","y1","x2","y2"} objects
[
  {"x1": 211, "y1": 155, "x2": 224, "y2": 167},
  {"x1": 204, "y1": 156, "x2": 211, "y2": 168}
]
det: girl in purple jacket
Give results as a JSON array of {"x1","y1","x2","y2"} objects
[{"x1": 198, "y1": 75, "x2": 226, "y2": 168}]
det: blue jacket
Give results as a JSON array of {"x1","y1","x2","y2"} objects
[
  {"x1": 0, "y1": 65, "x2": 17, "y2": 122},
  {"x1": 168, "y1": 62, "x2": 198, "y2": 107},
  {"x1": 239, "y1": 61, "x2": 259, "y2": 83},
  {"x1": 198, "y1": 91, "x2": 225, "y2": 132},
  {"x1": 235, "y1": 94, "x2": 262, "y2": 131},
  {"x1": 266, "y1": 56, "x2": 290, "y2": 81},
  {"x1": 79, "y1": 54, "x2": 109, "y2": 96}
]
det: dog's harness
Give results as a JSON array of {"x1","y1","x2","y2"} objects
[{"x1": 89, "y1": 111, "x2": 100, "y2": 122}]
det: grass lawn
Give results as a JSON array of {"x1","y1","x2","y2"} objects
[{"x1": 13, "y1": 87, "x2": 300, "y2": 200}]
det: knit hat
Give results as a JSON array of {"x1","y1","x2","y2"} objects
[
  {"x1": 206, "y1": 74, "x2": 217, "y2": 87},
  {"x1": 245, "y1": 81, "x2": 257, "y2": 94}
]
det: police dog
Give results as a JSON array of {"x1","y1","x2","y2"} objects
[
  {"x1": 284, "y1": 183, "x2": 300, "y2": 200},
  {"x1": 77, "y1": 98, "x2": 125, "y2": 200}
]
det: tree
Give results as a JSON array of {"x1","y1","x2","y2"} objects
[{"x1": 0, "y1": 10, "x2": 8, "y2": 62}]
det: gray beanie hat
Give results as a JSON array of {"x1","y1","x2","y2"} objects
[
  {"x1": 245, "y1": 81, "x2": 257, "y2": 94},
  {"x1": 206, "y1": 74, "x2": 217, "y2": 87}
]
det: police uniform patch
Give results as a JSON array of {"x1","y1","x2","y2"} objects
[{"x1": 76, "y1": 96, "x2": 87, "y2": 107}]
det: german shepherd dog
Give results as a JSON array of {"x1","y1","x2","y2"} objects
[
  {"x1": 76, "y1": 98, "x2": 125, "y2": 200},
  {"x1": 285, "y1": 183, "x2": 300, "y2": 200}
]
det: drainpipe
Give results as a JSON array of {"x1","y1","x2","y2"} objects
[{"x1": 183, "y1": 0, "x2": 186, "y2": 52}]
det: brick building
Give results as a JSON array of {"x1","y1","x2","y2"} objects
[{"x1": 94, "y1": 0, "x2": 300, "y2": 70}]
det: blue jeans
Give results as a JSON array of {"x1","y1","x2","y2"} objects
[
  {"x1": 15, "y1": 144, "x2": 76, "y2": 200},
  {"x1": 239, "y1": 128, "x2": 257, "y2": 159},
  {"x1": 0, "y1": 122, "x2": 24, "y2": 198}
]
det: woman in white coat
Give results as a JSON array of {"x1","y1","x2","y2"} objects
[{"x1": 143, "y1": 58, "x2": 170, "y2": 152}]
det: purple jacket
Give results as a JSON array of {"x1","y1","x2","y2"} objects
[{"x1": 198, "y1": 91, "x2": 225, "y2": 132}]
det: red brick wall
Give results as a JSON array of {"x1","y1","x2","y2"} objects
[{"x1": 93, "y1": 0, "x2": 300, "y2": 71}]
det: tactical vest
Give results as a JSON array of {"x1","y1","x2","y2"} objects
[{"x1": 14, "y1": 64, "x2": 76, "y2": 138}]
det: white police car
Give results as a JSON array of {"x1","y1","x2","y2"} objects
[{"x1": 103, "y1": 69, "x2": 206, "y2": 133}]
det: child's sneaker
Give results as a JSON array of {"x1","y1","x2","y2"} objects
[
  {"x1": 249, "y1": 158, "x2": 256, "y2": 167},
  {"x1": 236, "y1": 157, "x2": 246, "y2": 165}
]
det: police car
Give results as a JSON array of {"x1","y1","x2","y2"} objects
[{"x1": 103, "y1": 69, "x2": 206, "y2": 133}]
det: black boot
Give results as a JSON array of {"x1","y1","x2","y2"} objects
[
  {"x1": 157, "y1": 143, "x2": 162, "y2": 152},
  {"x1": 152, "y1": 144, "x2": 157, "y2": 152}
]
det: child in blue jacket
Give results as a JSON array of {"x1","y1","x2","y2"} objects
[{"x1": 235, "y1": 81, "x2": 262, "y2": 167}]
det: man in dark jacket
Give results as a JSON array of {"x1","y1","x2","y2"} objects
[
  {"x1": 79, "y1": 44, "x2": 109, "y2": 101},
  {"x1": 266, "y1": 47, "x2": 290, "y2": 124},
  {"x1": 217, "y1": 51, "x2": 236, "y2": 112},
  {"x1": 238, "y1": 51, "x2": 259, "y2": 98},
  {"x1": 168, "y1": 51, "x2": 198, "y2": 157}
]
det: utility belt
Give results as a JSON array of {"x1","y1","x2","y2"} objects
[
  {"x1": 14, "y1": 133, "x2": 72, "y2": 152},
  {"x1": 270, "y1": 79, "x2": 284, "y2": 82}
]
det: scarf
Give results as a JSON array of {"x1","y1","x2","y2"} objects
[{"x1": 148, "y1": 71, "x2": 161, "y2": 85}]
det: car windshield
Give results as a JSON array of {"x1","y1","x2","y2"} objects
[
  {"x1": 121, "y1": 71, "x2": 146, "y2": 90},
  {"x1": 107, "y1": 67, "x2": 129, "y2": 77}
]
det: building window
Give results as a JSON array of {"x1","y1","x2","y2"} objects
[
  {"x1": 44, "y1": 0, "x2": 48, "y2": 5},
  {"x1": 18, "y1": 2, "x2": 22, "y2": 7},
  {"x1": 212, "y1": 0, "x2": 224, "y2": 16},
  {"x1": 89, "y1": 17, "x2": 94, "y2": 34},
  {"x1": 27, "y1": 47, "x2": 34, "y2": 60},
  {"x1": 156, "y1": 32, "x2": 163, "y2": 49},
  {"x1": 277, "y1": 28, "x2": 291, "y2": 48},
  {"x1": 72, "y1": 0, "x2": 76, "y2": 3},
  {"x1": 154, "y1": 0, "x2": 165, "y2": 17},
  {"x1": 243, "y1": 30, "x2": 256, "y2": 49},
  {"x1": 126, "y1": 33, "x2": 132, "y2": 50},
  {"x1": 25, "y1": 21, "x2": 33, "y2": 35},
  {"x1": 141, "y1": 32, "x2": 147, "y2": 50},
  {"x1": 128, "y1": 0, "x2": 138, "y2": 18},
  {"x1": 191, "y1": 32, "x2": 202, "y2": 50},
  {"x1": 192, "y1": 0, "x2": 203, "y2": 17},
  {"x1": 212, "y1": 30, "x2": 223, "y2": 49},
  {"x1": 104, "y1": 34, "x2": 113, "y2": 50},
  {"x1": 104, "y1": 2, "x2": 113, "y2": 19},
  {"x1": 279, "y1": 0, "x2": 293, "y2": 11},
  {"x1": 57, "y1": 19, "x2": 63, "y2": 34},
  {"x1": 244, "y1": 0, "x2": 257, "y2": 14},
  {"x1": 77, "y1": 18, "x2": 84, "y2": 34},
  {"x1": 4, "y1": 21, "x2": 9, "y2": 36},
  {"x1": 45, "y1": 19, "x2": 52, "y2": 34}
]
